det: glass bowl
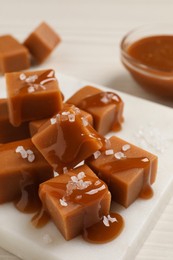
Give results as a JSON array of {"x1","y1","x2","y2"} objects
[{"x1": 120, "y1": 24, "x2": 173, "y2": 99}]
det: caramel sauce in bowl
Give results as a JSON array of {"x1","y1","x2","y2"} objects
[{"x1": 120, "y1": 24, "x2": 173, "y2": 98}]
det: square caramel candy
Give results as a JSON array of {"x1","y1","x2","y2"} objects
[
  {"x1": 0, "y1": 138, "x2": 53, "y2": 204},
  {"x1": 67, "y1": 86, "x2": 124, "y2": 135},
  {"x1": 32, "y1": 105, "x2": 103, "y2": 174},
  {"x1": 0, "y1": 98, "x2": 30, "y2": 143},
  {"x1": 0, "y1": 35, "x2": 30, "y2": 74},
  {"x1": 86, "y1": 136, "x2": 158, "y2": 208},
  {"x1": 39, "y1": 164, "x2": 111, "y2": 240},
  {"x1": 6, "y1": 69, "x2": 63, "y2": 126},
  {"x1": 24, "y1": 22, "x2": 61, "y2": 64},
  {"x1": 29, "y1": 105, "x2": 93, "y2": 137}
]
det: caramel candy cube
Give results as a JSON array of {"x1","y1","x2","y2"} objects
[
  {"x1": 0, "y1": 35, "x2": 30, "y2": 74},
  {"x1": 0, "y1": 99, "x2": 30, "y2": 143},
  {"x1": 6, "y1": 69, "x2": 63, "y2": 126},
  {"x1": 0, "y1": 138, "x2": 53, "y2": 204},
  {"x1": 67, "y1": 86, "x2": 124, "y2": 135},
  {"x1": 87, "y1": 136, "x2": 158, "y2": 208},
  {"x1": 39, "y1": 164, "x2": 111, "y2": 240},
  {"x1": 24, "y1": 22, "x2": 61, "y2": 64},
  {"x1": 32, "y1": 105, "x2": 103, "y2": 174}
]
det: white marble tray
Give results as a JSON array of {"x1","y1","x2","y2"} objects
[{"x1": 0, "y1": 73, "x2": 173, "y2": 260}]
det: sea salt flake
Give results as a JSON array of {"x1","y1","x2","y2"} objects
[
  {"x1": 114, "y1": 151, "x2": 126, "y2": 160},
  {"x1": 19, "y1": 73, "x2": 26, "y2": 81},
  {"x1": 42, "y1": 234, "x2": 53, "y2": 244},
  {"x1": 103, "y1": 216, "x2": 110, "y2": 227},
  {"x1": 107, "y1": 214, "x2": 117, "y2": 223},
  {"x1": 68, "y1": 113, "x2": 75, "y2": 122},
  {"x1": 63, "y1": 167, "x2": 68, "y2": 174},
  {"x1": 77, "y1": 180, "x2": 91, "y2": 190},
  {"x1": 105, "y1": 149, "x2": 114, "y2": 155},
  {"x1": 28, "y1": 86, "x2": 35, "y2": 93},
  {"x1": 107, "y1": 93, "x2": 114, "y2": 99},
  {"x1": 141, "y1": 158, "x2": 149, "y2": 162},
  {"x1": 93, "y1": 150, "x2": 101, "y2": 159},
  {"x1": 75, "y1": 195, "x2": 82, "y2": 200},
  {"x1": 94, "y1": 180, "x2": 101, "y2": 186},
  {"x1": 74, "y1": 107, "x2": 81, "y2": 114},
  {"x1": 81, "y1": 117, "x2": 88, "y2": 126},
  {"x1": 77, "y1": 171, "x2": 86, "y2": 180},
  {"x1": 62, "y1": 111, "x2": 70, "y2": 116},
  {"x1": 85, "y1": 184, "x2": 106, "y2": 195},
  {"x1": 53, "y1": 171, "x2": 59, "y2": 177},
  {"x1": 59, "y1": 198, "x2": 68, "y2": 207},
  {"x1": 15, "y1": 146, "x2": 24, "y2": 153},
  {"x1": 26, "y1": 149, "x2": 33, "y2": 155},
  {"x1": 101, "y1": 96, "x2": 109, "y2": 104},
  {"x1": 47, "y1": 70, "x2": 54, "y2": 77},
  {"x1": 25, "y1": 75, "x2": 38, "y2": 83},
  {"x1": 122, "y1": 144, "x2": 131, "y2": 152},
  {"x1": 50, "y1": 118, "x2": 57, "y2": 125},
  {"x1": 16, "y1": 146, "x2": 28, "y2": 158},
  {"x1": 71, "y1": 176, "x2": 78, "y2": 183},
  {"x1": 112, "y1": 95, "x2": 119, "y2": 102},
  {"x1": 27, "y1": 153, "x2": 35, "y2": 162}
]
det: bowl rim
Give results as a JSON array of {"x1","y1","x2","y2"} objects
[{"x1": 120, "y1": 24, "x2": 173, "y2": 79}]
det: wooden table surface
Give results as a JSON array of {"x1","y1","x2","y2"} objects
[{"x1": 0, "y1": 0, "x2": 173, "y2": 259}]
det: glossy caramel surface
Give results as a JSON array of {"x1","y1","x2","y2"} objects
[
  {"x1": 128, "y1": 35, "x2": 173, "y2": 72},
  {"x1": 32, "y1": 105, "x2": 103, "y2": 173}
]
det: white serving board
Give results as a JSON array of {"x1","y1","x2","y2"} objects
[{"x1": 0, "y1": 73, "x2": 173, "y2": 260}]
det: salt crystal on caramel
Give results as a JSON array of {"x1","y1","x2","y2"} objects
[
  {"x1": 86, "y1": 136, "x2": 158, "y2": 207},
  {"x1": 67, "y1": 86, "x2": 124, "y2": 135},
  {"x1": 32, "y1": 105, "x2": 103, "y2": 174},
  {"x1": 0, "y1": 138, "x2": 53, "y2": 204},
  {"x1": 24, "y1": 22, "x2": 61, "y2": 64},
  {"x1": 6, "y1": 69, "x2": 63, "y2": 126},
  {"x1": 39, "y1": 164, "x2": 111, "y2": 240}
]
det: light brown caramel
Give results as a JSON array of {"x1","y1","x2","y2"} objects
[
  {"x1": 6, "y1": 69, "x2": 63, "y2": 126},
  {"x1": 24, "y1": 22, "x2": 61, "y2": 64},
  {"x1": 67, "y1": 86, "x2": 124, "y2": 135},
  {"x1": 0, "y1": 138, "x2": 53, "y2": 204},
  {"x1": 86, "y1": 136, "x2": 158, "y2": 207},
  {"x1": 32, "y1": 105, "x2": 103, "y2": 174},
  {"x1": 39, "y1": 164, "x2": 111, "y2": 240}
]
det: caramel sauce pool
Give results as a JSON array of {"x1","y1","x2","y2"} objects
[
  {"x1": 83, "y1": 212, "x2": 124, "y2": 244},
  {"x1": 128, "y1": 35, "x2": 173, "y2": 72}
]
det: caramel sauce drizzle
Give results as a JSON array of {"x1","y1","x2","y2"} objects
[{"x1": 83, "y1": 212, "x2": 124, "y2": 244}]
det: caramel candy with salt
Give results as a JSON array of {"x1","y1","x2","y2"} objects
[
  {"x1": 39, "y1": 164, "x2": 111, "y2": 240},
  {"x1": 24, "y1": 22, "x2": 61, "y2": 64},
  {"x1": 0, "y1": 99, "x2": 30, "y2": 143},
  {"x1": 0, "y1": 35, "x2": 30, "y2": 74},
  {"x1": 86, "y1": 136, "x2": 158, "y2": 208},
  {"x1": 6, "y1": 69, "x2": 63, "y2": 126},
  {"x1": 0, "y1": 138, "x2": 53, "y2": 204},
  {"x1": 29, "y1": 106, "x2": 93, "y2": 137},
  {"x1": 67, "y1": 86, "x2": 124, "y2": 135},
  {"x1": 32, "y1": 105, "x2": 103, "y2": 174}
]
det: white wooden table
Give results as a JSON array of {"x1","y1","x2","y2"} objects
[{"x1": 0, "y1": 0, "x2": 173, "y2": 259}]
